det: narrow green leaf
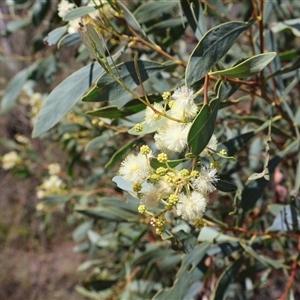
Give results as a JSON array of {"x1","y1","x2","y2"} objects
[
  {"x1": 128, "y1": 120, "x2": 165, "y2": 136},
  {"x1": 44, "y1": 26, "x2": 67, "y2": 46},
  {"x1": 146, "y1": 18, "x2": 185, "y2": 33},
  {"x1": 81, "y1": 86, "x2": 102, "y2": 102},
  {"x1": 100, "y1": 197, "x2": 139, "y2": 213},
  {"x1": 181, "y1": 0, "x2": 206, "y2": 40},
  {"x1": 6, "y1": 19, "x2": 31, "y2": 33},
  {"x1": 210, "y1": 52, "x2": 276, "y2": 78},
  {"x1": 219, "y1": 131, "x2": 255, "y2": 156},
  {"x1": 32, "y1": 62, "x2": 104, "y2": 137},
  {"x1": 212, "y1": 257, "x2": 244, "y2": 300},
  {"x1": 188, "y1": 80, "x2": 237, "y2": 156},
  {"x1": 186, "y1": 18, "x2": 256, "y2": 85},
  {"x1": 279, "y1": 50, "x2": 300, "y2": 62},
  {"x1": 149, "y1": 157, "x2": 186, "y2": 169},
  {"x1": 118, "y1": 1, "x2": 146, "y2": 35},
  {"x1": 85, "y1": 131, "x2": 116, "y2": 151},
  {"x1": 134, "y1": 1, "x2": 178, "y2": 24},
  {"x1": 270, "y1": 18, "x2": 300, "y2": 37},
  {"x1": 83, "y1": 60, "x2": 172, "y2": 102},
  {"x1": 63, "y1": 6, "x2": 96, "y2": 21},
  {"x1": 216, "y1": 179, "x2": 237, "y2": 193},
  {"x1": 78, "y1": 22, "x2": 107, "y2": 62},
  {"x1": 264, "y1": 0, "x2": 281, "y2": 23},
  {"x1": 1, "y1": 61, "x2": 39, "y2": 113},
  {"x1": 87, "y1": 106, "x2": 127, "y2": 119},
  {"x1": 238, "y1": 116, "x2": 292, "y2": 139},
  {"x1": 207, "y1": 0, "x2": 228, "y2": 18},
  {"x1": 248, "y1": 167, "x2": 270, "y2": 181},
  {"x1": 219, "y1": 96, "x2": 251, "y2": 109},
  {"x1": 105, "y1": 139, "x2": 135, "y2": 169},
  {"x1": 76, "y1": 207, "x2": 134, "y2": 222},
  {"x1": 153, "y1": 243, "x2": 211, "y2": 300},
  {"x1": 133, "y1": 247, "x2": 175, "y2": 267},
  {"x1": 267, "y1": 56, "x2": 300, "y2": 79},
  {"x1": 215, "y1": 79, "x2": 239, "y2": 102},
  {"x1": 187, "y1": 97, "x2": 220, "y2": 156},
  {"x1": 41, "y1": 195, "x2": 70, "y2": 205},
  {"x1": 240, "y1": 243, "x2": 286, "y2": 269},
  {"x1": 112, "y1": 176, "x2": 133, "y2": 193},
  {"x1": 57, "y1": 33, "x2": 81, "y2": 48},
  {"x1": 87, "y1": 99, "x2": 157, "y2": 118},
  {"x1": 72, "y1": 220, "x2": 93, "y2": 242}
]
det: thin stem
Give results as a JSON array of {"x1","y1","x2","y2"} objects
[
  {"x1": 125, "y1": 23, "x2": 186, "y2": 68},
  {"x1": 203, "y1": 74, "x2": 209, "y2": 105},
  {"x1": 259, "y1": 0, "x2": 265, "y2": 85},
  {"x1": 243, "y1": 87, "x2": 295, "y2": 128},
  {"x1": 259, "y1": 0, "x2": 264, "y2": 54}
]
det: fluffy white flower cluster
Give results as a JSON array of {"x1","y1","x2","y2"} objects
[
  {"x1": 57, "y1": 0, "x2": 75, "y2": 19},
  {"x1": 118, "y1": 87, "x2": 221, "y2": 235},
  {"x1": 57, "y1": 0, "x2": 113, "y2": 34},
  {"x1": 143, "y1": 86, "x2": 200, "y2": 154}
]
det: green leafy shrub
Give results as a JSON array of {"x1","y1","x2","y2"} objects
[{"x1": 1, "y1": 0, "x2": 300, "y2": 299}]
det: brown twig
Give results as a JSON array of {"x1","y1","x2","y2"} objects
[
  {"x1": 278, "y1": 237, "x2": 300, "y2": 300},
  {"x1": 124, "y1": 22, "x2": 186, "y2": 68}
]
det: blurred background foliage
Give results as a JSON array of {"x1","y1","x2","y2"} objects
[{"x1": 1, "y1": 0, "x2": 300, "y2": 299}]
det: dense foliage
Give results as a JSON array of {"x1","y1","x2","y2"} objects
[{"x1": 1, "y1": 0, "x2": 300, "y2": 299}]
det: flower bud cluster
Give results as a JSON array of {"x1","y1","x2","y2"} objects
[
  {"x1": 118, "y1": 87, "x2": 221, "y2": 235},
  {"x1": 1, "y1": 151, "x2": 22, "y2": 170},
  {"x1": 36, "y1": 163, "x2": 66, "y2": 199}
]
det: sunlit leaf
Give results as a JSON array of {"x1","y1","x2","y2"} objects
[
  {"x1": 44, "y1": 26, "x2": 67, "y2": 46},
  {"x1": 63, "y1": 6, "x2": 96, "y2": 21},
  {"x1": 270, "y1": 18, "x2": 300, "y2": 37},
  {"x1": 267, "y1": 205, "x2": 300, "y2": 232},
  {"x1": 210, "y1": 52, "x2": 276, "y2": 78},
  {"x1": 198, "y1": 227, "x2": 239, "y2": 242}
]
